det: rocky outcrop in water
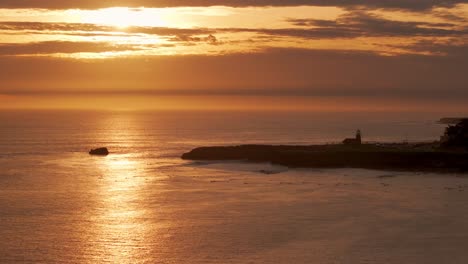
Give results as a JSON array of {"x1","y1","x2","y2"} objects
[{"x1": 89, "y1": 147, "x2": 109, "y2": 156}]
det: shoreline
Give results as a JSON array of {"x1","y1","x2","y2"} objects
[{"x1": 182, "y1": 144, "x2": 468, "y2": 173}]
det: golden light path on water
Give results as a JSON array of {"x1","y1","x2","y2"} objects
[{"x1": 88, "y1": 114, "x2": 158, "y2": 263}]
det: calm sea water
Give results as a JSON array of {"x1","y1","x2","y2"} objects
[
  {"x1": 2, "y1": 110, "x2": 468, "y2": 263},
  {"x1": 0, "y1": 110, "x2": 447, "y2": 155}
]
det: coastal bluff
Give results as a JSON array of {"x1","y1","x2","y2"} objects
[{"x1": 182, "y1": 144, "x2": 468, "y2": 172}]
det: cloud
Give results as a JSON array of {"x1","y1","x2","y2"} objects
[
  {"x1": 383, "y1": 39, "x2": 468, "y2": 56},
  {"x1": 284, "y1": 11, "x2": 467, "y2": 38},
  {"x1": 1, "y1": 13, "x2": 466, "y2": 58},
  {"x1": 3, "y1": 11, "x2": 467, "y2": 45},
  {"x1": 0, "y1": 22, "x2": 221, "y2": 45},
  {"x1": 172, "y1": 34, "x2": 219, "y2": 44},
  {"x1": 208, "y1": 11, "x2": 467, "y2": 43},
  {"x1": 0, "y1": 22, "x2": 214, "y2": 36},
  {"x1": 0, "y1": 0, "x2": 464, "y2": 10},
  {"x1": 0, "y1": 41, "x2": 143, "y2": 55}
]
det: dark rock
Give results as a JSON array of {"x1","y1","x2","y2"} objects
[
  {"x1": 259, "y1": 170, "x2": 276, "y2": 175},
  {"x1": 89, "y1": 147, "x2": 109, "y2": 156},
  {"x1": 378, "y1": 174, "x2": 398, "y2": 178}
]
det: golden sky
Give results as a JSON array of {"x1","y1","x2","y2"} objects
[{"x1": 0, "y1": 1, "x2": 467, "y2": 111}]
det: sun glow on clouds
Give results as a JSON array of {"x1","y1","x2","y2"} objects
[
  {"x1": 0, "y1": 5, "x2": 466, "y2": 59},
  {"x1": 0, "y1": 4, "x2": 467, "y2": 112},
  {"x1": 80, "y1": 7, "x2": 168, "y2": 28},
  {"x1": 0, "y1": 6, "x2": 342, "y2": 28}
]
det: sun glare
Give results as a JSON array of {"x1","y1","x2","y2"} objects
[{"x1": 81, "y1": 7, "x2": 167, "y2": 28}]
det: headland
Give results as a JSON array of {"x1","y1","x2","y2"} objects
[{"x1": 182, "y1": 119, "x2": 468, "y2": 173}]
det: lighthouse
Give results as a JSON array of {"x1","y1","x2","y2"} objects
[
  {"x1": 356, "y1": 130, "x2": 362, "y2": 144},
  {"x1": 343, "y1": 130, "x2": 362, "y2": 145}
]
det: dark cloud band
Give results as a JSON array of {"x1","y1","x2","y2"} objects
[
  {"x1": 0, "y1": 41, "x2": 143, "y2": 55},
  {"x1": 0, "y1": 0, "x2": 464, "y2": 10}
]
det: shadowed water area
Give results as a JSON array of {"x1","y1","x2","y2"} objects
[{"x1": 1, "y1": 110, "x2": 468, "y2": 263}]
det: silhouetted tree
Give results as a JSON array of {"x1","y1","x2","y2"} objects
[{"x1": 441, "y1": 119, "x2": 468, "y2": 150}]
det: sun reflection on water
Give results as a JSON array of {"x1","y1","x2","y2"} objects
[
  {"x1": 89, "y1": 114, "x2": 153, "y2": 263},
  {"x1": 90, "y1": 153, "x2": 150, "y2": 263}
]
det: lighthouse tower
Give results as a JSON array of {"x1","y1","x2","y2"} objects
[
  {"x1": 343, "y1": 129, "x2": 363, "y2": 145},
  {"x1": 356, "y1": 130, "x2": 362, "y2": 144}
]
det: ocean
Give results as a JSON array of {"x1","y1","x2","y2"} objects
[{"x1": 1, "y1": 110, "x2": 468, "y2": 263}]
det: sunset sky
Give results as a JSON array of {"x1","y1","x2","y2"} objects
[{"x1": 0, "y1": 1, "x2": 467, "y2": 111}]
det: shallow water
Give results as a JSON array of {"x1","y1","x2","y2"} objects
[{"x1": 1, "y1": 110, "x2": 467, "y2": 263}]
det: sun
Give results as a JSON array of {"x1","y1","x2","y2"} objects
[{"x1": 81, "y1": 7, "x2": 167, "y2": 29}]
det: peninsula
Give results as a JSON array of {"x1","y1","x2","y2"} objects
[{"x1": 182, "y1": 119, "x2": 468, "y2": 173}]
